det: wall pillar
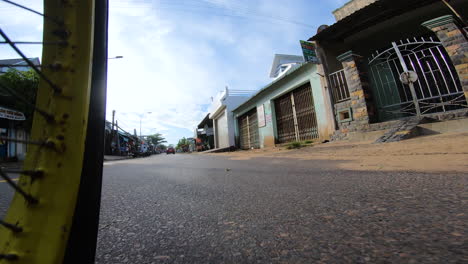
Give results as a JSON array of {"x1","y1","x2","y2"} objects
[
  {"x1": 422, "y1": 15, "x2": 468, "y2": 103},
  {"x1": 336, "y1": 51, "x2": 373, "y2": 130}
]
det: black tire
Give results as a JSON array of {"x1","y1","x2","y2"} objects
[{"x1": 63, "y1": 1, "x2": 108, "y2": 263}]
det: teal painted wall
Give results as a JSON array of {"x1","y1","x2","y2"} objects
[{"x1": 233, "y1": 63, "x2": 334, "y2": 147}]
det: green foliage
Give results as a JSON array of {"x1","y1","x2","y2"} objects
[
  {"x1": 285, "y1": 140, "x2": 314, "y2": 149},
  {"x1": 286, "y1": 141, "x2": 303, "y2": 149},
  {"x1": 0, "y1": 69, "x2": 39, "y2": 131},
  {"x1": 147, "y1": 133, "x2": 167, "y2": 145},
  {"x1": 158, "y1": 144, "x2": 167, "y2": 150},
  {"x1": 176, "y1": 137, "x2": 189, "y2": 150}
]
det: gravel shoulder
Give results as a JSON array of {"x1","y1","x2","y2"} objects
[{"x1": 210, "y1": 132, "x2": 468, "y2": 173}]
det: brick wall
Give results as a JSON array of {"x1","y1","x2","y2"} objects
[
  {"x1": 422, "y1": 15, "x2": 468, "y2": 104},
  {"x1": 332, "y1": 0, "x2": 378, "y2": 21},
  {"x1": 334, "y1": 51, "x2": 376, "y2": 136}
]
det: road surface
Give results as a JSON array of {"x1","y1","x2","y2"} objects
[
  {"x1": 0, "y1": 172, "x2": 18, "y2": 219},
  {"x1": 95, "y1": 154, "x2": 467, "y2": 263}
]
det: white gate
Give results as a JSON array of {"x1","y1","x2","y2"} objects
[{"x1": 368, "y1": 36, "x2": 467, "y2": 122}]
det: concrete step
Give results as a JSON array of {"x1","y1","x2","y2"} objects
[
  {"x1": 374, "y1": 117, "x2": 432, "y2": 143},
  {"x1": 416, "y1": 118, "x2": 468, "y2": 135},
  {"x1": 201, "y1": 146, "x2": 236, "y2": 153}
]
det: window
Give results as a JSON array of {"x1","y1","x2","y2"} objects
[{"x1": 329, "y1": 69, "x2": 350, "y2": 103}]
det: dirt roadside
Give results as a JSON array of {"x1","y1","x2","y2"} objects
[{"x1": 209, "y1": 132, "x2": 468, "y2": 173}]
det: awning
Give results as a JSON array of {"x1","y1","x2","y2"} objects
[
  {"x1": 309, "y1": 0, "x2": 440, "y2": 42},
  {"x1": 0, "y1": 106, "x2": 25, "y2": 121},
  {"x1": 117, "y1": 130, "x2": 136, "y2": 142},
  {"x1": 197, "y1": 113, "x2": 213, "y2": 129},
  {"x1": 105, "y1": 121, "x2": 112, "y2": 132}
]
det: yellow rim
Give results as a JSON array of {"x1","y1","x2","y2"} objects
[{"x1": 0, "y1": 1, "x2": 95, "y2": 263}]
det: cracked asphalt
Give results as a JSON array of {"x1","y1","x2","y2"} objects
[{"x1": 95, "y1": 154, "x2": 467, "y2": 263}]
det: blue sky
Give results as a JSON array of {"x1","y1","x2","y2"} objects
[{"x1": 0, "y1": 0, "x2": 347, "y2": 145}]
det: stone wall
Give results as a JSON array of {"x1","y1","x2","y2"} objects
[
  {"x1": 331, "y1": 109, "x2": 468, "y2": 141},
  {"x1": 422, "y1": 15, "x2": 468, "y2": 104},
  {"x1": 334, "y1": 51, "x2": 376, "y2": 136},
  {"x1": 332, "y1": 0, "x2": 378, "y2": 21}
]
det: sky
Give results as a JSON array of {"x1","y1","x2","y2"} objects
[{"x1": 0, "y1": 0, "x2": 347, "y2": 145}]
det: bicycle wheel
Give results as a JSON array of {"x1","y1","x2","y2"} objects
[{"x1": 0, "y1": 1, "x2": 107, "y2": 263}]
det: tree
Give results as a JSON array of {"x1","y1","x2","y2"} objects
[
  {"x1": 0, "y1": 69, "x2": 39, "y2": 131},
  {"x1": 158, "y1": 144, "x2": 167, "y2": 151},
  {"x1": 176, "y1": 137, "x2": 191, "y2": 152},
  {"x1": 147, "y1": 133, "x2": 167, "y2": 146}
]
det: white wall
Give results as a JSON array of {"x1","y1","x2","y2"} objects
[
  {"x1": 15, "y1": 129, "x2": 27, "y2": 160},
  {"x1": 7, "y1": 127, "x2": 15, "y2": 158},
  {"x1": 214, "y1": 110, "x2": 229, "y2": 148},
  {"x1": 210, "y1": 88, "x2": 252, "y2": 148}
]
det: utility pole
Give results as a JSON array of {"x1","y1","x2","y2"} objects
[
  {"x1": 134, "y1": 128, "x2": 139, "y2": 152},
  {"x1": 112, "y1": 110, "x2": 115, "y2": 131},
  {"x1": 110, "y1": 110, "x2": 116, "y2": 155},
  {"x1": 115, "y1": 120, "x2": 121, "y2": 155}
]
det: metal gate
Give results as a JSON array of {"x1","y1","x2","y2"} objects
[
  {"x1": 368, "y1": 36, "x2": 466, "y2": 122},
  {"x1": 274, "y1": 83, "x2": 319, "y2": 143},
  {"x1": 215, "y1": 111, "x2": 229, "y2": 148},
  {"x1": 238, "y1": 108, "x2": 260, "y2": 149}
]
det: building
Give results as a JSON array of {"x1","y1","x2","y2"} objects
[
  {"x1": 0, "y1": 58, "x2": 41, "y2": 74},
  {"x1": 269, "y1": 54, "x2": 304, "y2": 79},
  {"x1": 0, "y1": 57, "x2": 40, "y2": 160},
  {"x1": 209, "y1": 87, "x2": 255, "y2": 149},
  {"x1": 232, "y1": 55, "x2": 335, "y2": 149},
  {"x1": 195, "y1": 113, "x2": 214, "y2": 150},
  {"x1": 0, "y1": 106, "x2": 27, "y2": 160},
  {"x1": 310, "y1": 0, "x2": 468, "y2": 140}
]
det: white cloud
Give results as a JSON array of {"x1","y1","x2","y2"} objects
[
  {"x1": 105, "y1": 0, "x2": 321, "y2": 140},
  {"x1": 0, "y1": 0, "x2": 342, "y2": 144}
]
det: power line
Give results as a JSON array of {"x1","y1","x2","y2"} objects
[
  {"x1": 159, "y1": 1, "x2": 315, "y2": 28},
  {"x1": 110, "y1": 0, "x2": 315, "y2": 28},
  {"x1": 189, "y1": 0, "x2": 314, "y2": 27}
]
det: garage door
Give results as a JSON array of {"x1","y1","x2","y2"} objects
[
  {"x1": 238, "y1": 108, "x2": 260, "y2": 150},
  {"x1": 274, "y1": 83, "x2": 318, "y2": 143},
  {"x1": 215, "y1": 111, "x2": 229, "y2": 148}
]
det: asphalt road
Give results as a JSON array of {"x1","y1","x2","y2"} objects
[
  {"x1": 0, "y1": 172, "x2": 18, "y2": 219},
  {"x1": 96, "y1": 154, "x2": 467, "y2": 264}
]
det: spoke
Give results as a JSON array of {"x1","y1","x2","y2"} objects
[
  {"x1": 0, "y1": 41, "x2": 67, "y2": 45},
  {"x1": 0, "y1": 64, "x2": 42, "y2": 67},
  {"x1": 0, "y1": 220, "x2": 22, "y2": 233},
  {"x1": 0, "y1": 28, "x2": 62, "y2": 94},
  {"x1": 0, "y1": 82, "x2": 56, "y2": 123},
  {"x1": 0, "y1": 0, "x2": 63, "y2": 26},
  {"x1": 0, "y1": 168, "x2": 38, "y2": 204},
  {"x1": 0, "y1": 136, "x2": 46, "y2": 147},
  {"x1": 2, "y1": 169, "x2": 44, "y2": 179},
  {"x1": 0, "y1": 254, "x2": 18, "y2": 260},
  {"x1": 0, "y1": 136, "x2": 58, "y2": 152}
]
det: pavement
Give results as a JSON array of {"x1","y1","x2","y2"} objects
[
  {"x1": 95, "y1": 153, "x2": 467, "y2": 263},
  {"x1": 0, "y1": 171, "x2": 18, "y2": 219},
  {"x1": 104, "y1": 155, "x2": 133, "y2": 161},
  {"x1": 211, "y1": 132, "x2": 468, "y2": 173}
]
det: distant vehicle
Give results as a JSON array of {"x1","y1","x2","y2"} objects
[{"x1": 166, "y1": 147, "x2": 175, "y2": 155}]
